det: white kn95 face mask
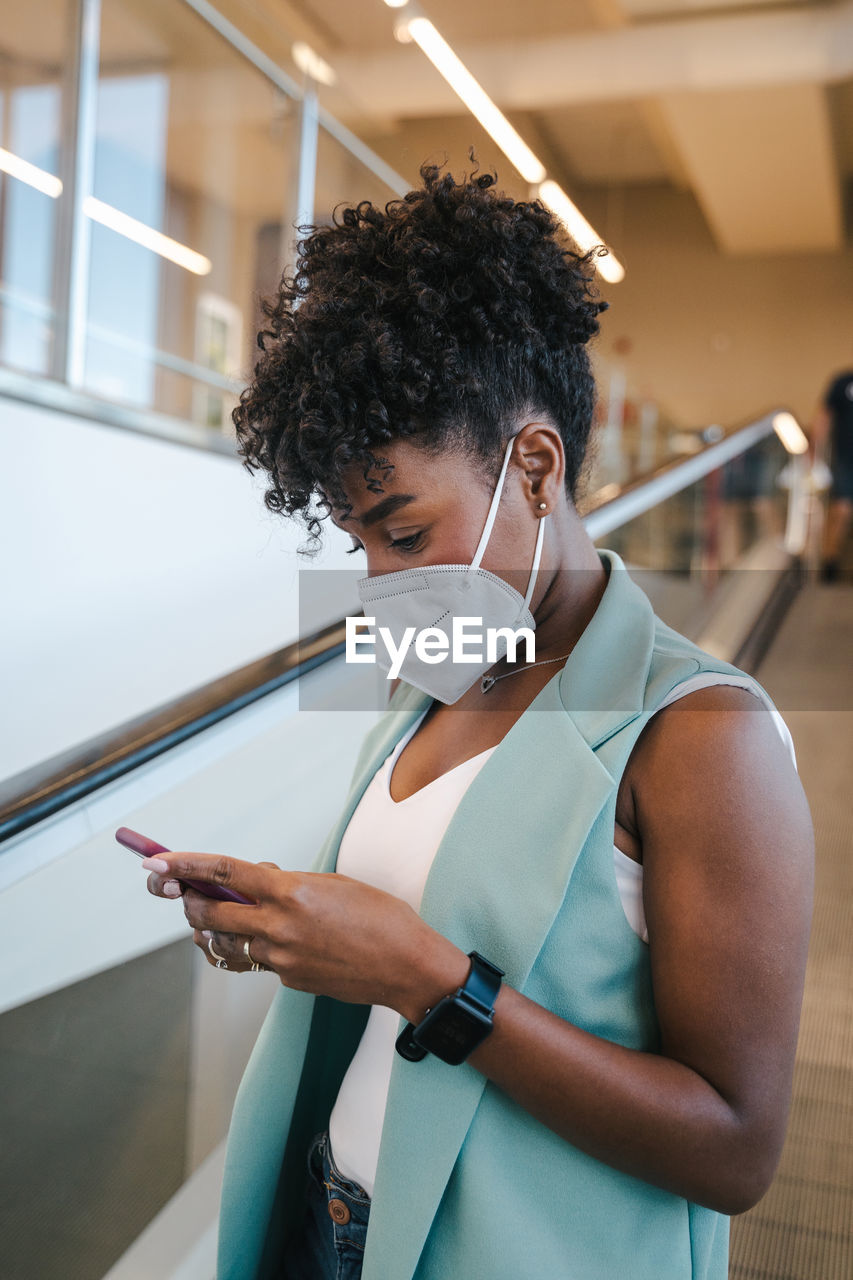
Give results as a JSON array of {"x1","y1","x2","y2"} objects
[{"x1": 355, "y1": 433, "x2": 548, "y2": 704}]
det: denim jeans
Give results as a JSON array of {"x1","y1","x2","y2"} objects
[{"x1": 281, "y1": 1131, "x2": 371, "y2": 1280}]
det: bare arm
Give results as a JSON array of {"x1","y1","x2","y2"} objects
[
  {"x1": 157, "y1": 688, "x2": 813, "y2": 1216},
  {"x1": 403, "y1": 687, "x2": 814, "y2": 1214}
]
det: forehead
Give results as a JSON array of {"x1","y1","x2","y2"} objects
[{"x1": 326, "y1": 437, "x2": 460, "y2": 522}]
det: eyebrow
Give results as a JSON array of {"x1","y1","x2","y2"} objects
[{"x1": 336, "y1": 493, "x2": 418, "y2": 529}]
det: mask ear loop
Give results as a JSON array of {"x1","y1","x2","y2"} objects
[
  {"x1": 468, "y1": 434, "x2": 519, "y2": 573},
  {"x1": 520, "y1": 510, "x2": 547, "y2": 617}
]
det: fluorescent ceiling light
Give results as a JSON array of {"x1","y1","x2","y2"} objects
[
  {"x1": 0, "y1": 147, "x2": 63, "y2": 198},
  {"x1": 537, "y1": 180, "x2": 624, "y2": 284},
  {"x1": 292, "y1": 41, "x2": 337, "y2": 86},
  {"x1": 0, "y1": 147, "x2": 212, "y2": 276},
  {"x1": 83, "y1": 197, "x2": 212, "y2": 275},
  {"x1": 394, "y1": 15, "x2": 624, "y2": 280},
  {"x1": 772, "y1": 411, "x2": 809, "y2": 454},
  {"x1": 404, "y1": 17, "x2": 547, "y2": 185},
  {"x1": 383, "y1": 0, "x2": 410, "y2": 7}
]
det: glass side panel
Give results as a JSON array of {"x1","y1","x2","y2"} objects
[
  {"x1": 0, "y1": 938, "x2": 194, "y2": 1279},
  {"x1": 0, "y1": 0, "x2": 70, "y2": 377},
  {"x1": 592, "y1": 432, "x2": 791, "y2": 639},
  {"x1": 587, "y1": 348, "x2": 691, "y2": 489},
  {"x1": 82, "y1": 0, "x2": 300, "y2": 429}
]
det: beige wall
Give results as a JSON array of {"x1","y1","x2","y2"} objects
[{"x1": 580, "y1": 177, "x2": 853, "y2": 432}]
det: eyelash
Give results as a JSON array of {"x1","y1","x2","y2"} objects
[
  {"x1": 345, "y1": 533, "x2": 424, "y2": 555},
  {"x1": 390, "y1": 532, "x2": 425, "y2": 553}
]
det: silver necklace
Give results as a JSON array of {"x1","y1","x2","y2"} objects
[{"x1": 480, "y1": 651, "x2": 573, "y2": 694}]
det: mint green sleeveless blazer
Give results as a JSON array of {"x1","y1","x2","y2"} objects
[{"x1": 216, "y1": 546, "x2": 777, "y2": 1279}]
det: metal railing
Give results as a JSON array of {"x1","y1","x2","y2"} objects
[
  {"x1": 579, "y1": 409, "x2": 784, "y2": 538},
  {"x1": 0, "y1": 408, "x2": 807, "y2": 846},
  {"x1": 2, "y1": 0, "x2": 409, "y2": 449}
]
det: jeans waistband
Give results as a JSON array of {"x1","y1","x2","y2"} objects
[{"x1": 310, "y1": 1131, "x2": 372, "y2": 1213}]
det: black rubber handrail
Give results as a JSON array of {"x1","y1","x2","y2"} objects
[{"x1": 0, "y1": 619, "x2": 348, "y2": 845}]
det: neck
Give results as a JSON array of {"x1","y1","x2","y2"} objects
[
  {"x1": 529, "y1": 505, "x2": 608, "y2": 661},
  {"x1": 454, "y1": 505, "x2": 609, "y2": 712}
]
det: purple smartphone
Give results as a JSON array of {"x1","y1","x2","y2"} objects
[{"x1": 115, "y1": 826, "x2": 254, "y2": 905}]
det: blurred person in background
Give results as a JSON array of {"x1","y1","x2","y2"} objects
[{"x1": 809, "y1": 366, "x2": 853, "y2": 582}]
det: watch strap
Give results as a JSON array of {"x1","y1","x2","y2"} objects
[
  {"x1": 461, "y1": 952, "x2": 505, "y2": 1014},
  {"x1": 395, "y1": 951, "x2": 505, "y2": 1063},
  {"x1": 395, "y1": 1019, "x2": 429, "y2": 1061}
]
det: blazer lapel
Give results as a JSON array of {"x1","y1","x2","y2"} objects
[
  {"x1": 218, "y1": 690, "x2": 434, "y2": 1279},
  {"x1": 360, "y1": 547, "x2": 657, "y2": 1280}
]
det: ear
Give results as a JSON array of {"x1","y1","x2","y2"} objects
[{"x1": 513, "y1": 421, "x2": 564, "y2": 510}]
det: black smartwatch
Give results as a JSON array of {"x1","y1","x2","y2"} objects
[{"x1": 395, "y1": 951, "x2": 505, "y2": 1065}]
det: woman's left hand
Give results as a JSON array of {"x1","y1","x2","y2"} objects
[{"x1": 142, "y1": 851, "x2": 467, "y2": 1020}]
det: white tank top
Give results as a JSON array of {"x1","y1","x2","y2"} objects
[{"x1": 328, "y1": 673, "x2": 798, "y2": 1195}]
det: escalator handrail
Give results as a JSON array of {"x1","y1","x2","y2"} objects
[
  {"x1": 579, "y1": 408, "x2": 781, "y2": 535},
  {"x1": 0, "y1": 408, "x2": 790, "y2": 846},
  {"x1": 0, "y1": 621, "x2": 347, "y2": 844}
]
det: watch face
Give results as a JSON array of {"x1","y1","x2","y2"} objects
[{"x1": 415, "y1": 997, "x2": 493, "y2": 1065}]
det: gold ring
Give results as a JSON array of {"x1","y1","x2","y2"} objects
[{"x1": 243, "y1": 936, "x2": 271, "y2": 972}]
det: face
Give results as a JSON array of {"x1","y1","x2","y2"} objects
[{"x1": 325, "y1": 435, "x2": 535, "y2": 585}]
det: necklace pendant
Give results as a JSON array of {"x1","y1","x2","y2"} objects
[{"x1": 480, "y1": 675, "x2": 496, "y2": 693}]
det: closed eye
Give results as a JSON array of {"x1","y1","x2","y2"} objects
[
  {"x1": 388, "y1": 532, "x2": 425, "y2": 553},
  {"x1": 345, "y1": 532, "x2": 425, "y2": 555}
]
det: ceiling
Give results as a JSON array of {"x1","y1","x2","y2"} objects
[
  {"x1": 2, "y1": 0, "x2": 849, "y2": 255},
  {"x1": 257, "y1": 0, "x2": 852, "y2": 256}
]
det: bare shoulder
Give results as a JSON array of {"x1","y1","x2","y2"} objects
[
  {"x1": 631, "y1": 676, "x2": 815, "y2": 994},
  {"x1": 624, "y1": 682, "x2": 802, "y2": 817},
  {"x1": 627, "y1": 681, "x2": 814, "y2": 1182},
  {"x1": 618, "y1": 683, "x2": 797, "y2": 841},
  {"x1": 623, "y1": 679, "x2": 815, "y2": 963}
]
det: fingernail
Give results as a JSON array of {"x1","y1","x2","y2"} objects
[
  {"x1": 163, "y1": 880, "x2": 182, "y2": 898},
  {"x1": 141, "y1": 857, "x2": 169, "y2": 872}
]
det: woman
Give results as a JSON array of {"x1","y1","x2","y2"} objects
[{"x1": 143, "y1": 160, "x2": 814, "y2": 1280}]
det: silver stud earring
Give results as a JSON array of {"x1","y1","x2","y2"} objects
[{"x1": 538, "y1": 502, "x2": 547, "y2": 510}]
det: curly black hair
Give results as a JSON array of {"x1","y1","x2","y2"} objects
[{"x1": 233, "y1": 152, "x2": 611, "y2": 556}]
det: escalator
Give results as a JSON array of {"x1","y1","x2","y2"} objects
[{"x1": 1, "y1": 410, "x2": 848, "y2": 1280}]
